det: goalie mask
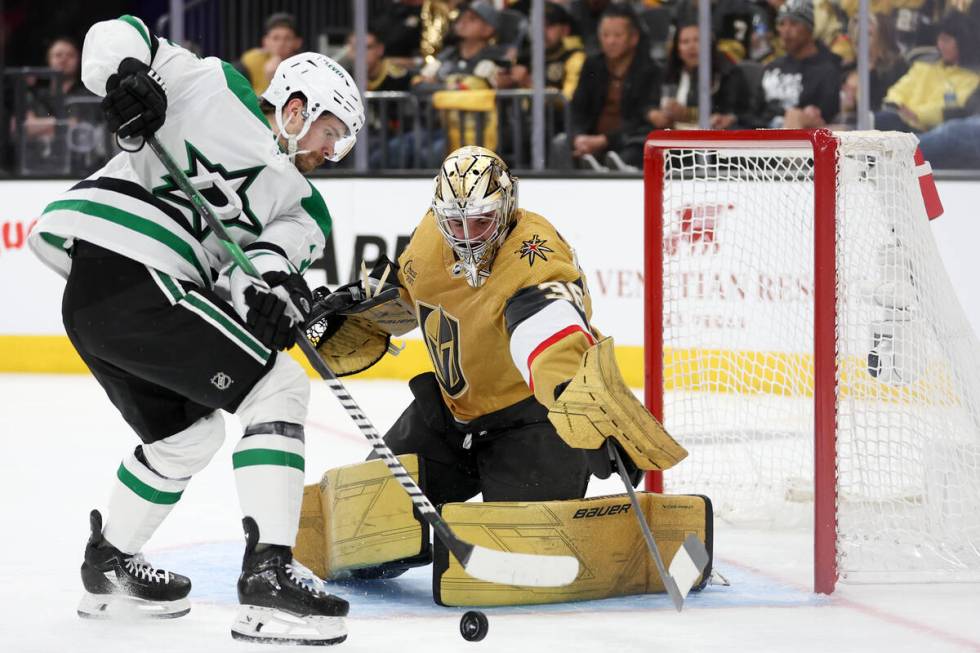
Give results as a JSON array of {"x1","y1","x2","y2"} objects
[
  {"x1": 263, "y1": 53, "x2": 365, "y2": 162},
  {"x1": 431, "y1": 146, "x2": 518, "y2": 288}
]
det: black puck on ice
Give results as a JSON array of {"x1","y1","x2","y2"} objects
[{"x1": 459, "y1": 610, "x2": 488, "y2": 642}]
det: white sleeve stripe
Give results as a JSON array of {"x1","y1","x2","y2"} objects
[{"x1": 509, "y1": 300, "x2": 592, "y2": 386}]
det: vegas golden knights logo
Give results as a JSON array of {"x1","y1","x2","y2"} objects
[{"x1": 417, "y1": 301, "x2": 467, "y2": 397}]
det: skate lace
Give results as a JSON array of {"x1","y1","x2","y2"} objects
[
  {"x1": 124, "y1": 554, "x2": 172, "y2": 584},
  {"x1": 285, "y1": 560, "x2": 329, "y2": 596}
]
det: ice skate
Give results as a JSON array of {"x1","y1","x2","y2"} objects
[
  {"x1": 231, "y1": 517, "x2": 348, "y2": 645},
  {"x1": 77, "y1": 510, "x2": 191, "y2": 619}
]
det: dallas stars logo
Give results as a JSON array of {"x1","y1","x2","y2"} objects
[
  {"x1": 516, "y1": 234, "x2": 554, "y2": 267},
  {"x1": 153, "y1": 142, "x2": 265, "y2": 240}
]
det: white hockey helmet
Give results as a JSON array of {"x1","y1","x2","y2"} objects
[{"x1": 263, "y1": 53, "x2": 365, "y2": 162}]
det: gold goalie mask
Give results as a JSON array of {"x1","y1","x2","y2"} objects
[{"x1": 431, "y1": 146, "x2": 518, "y2": 288}]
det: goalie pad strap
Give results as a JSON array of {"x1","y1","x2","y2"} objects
[
  {"x1": 433, "y1": 493, "x2": 713, "y2": 607},
  {"x1": 547, "y1": 336, "x2": 688, "y2": 471}
]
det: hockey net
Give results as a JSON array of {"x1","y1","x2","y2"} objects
[{"x1": 643, "y1": 130, "x2": 980, "y2": 592}]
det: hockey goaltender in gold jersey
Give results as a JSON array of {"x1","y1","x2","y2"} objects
[{"x1": 296, "y1": 146, "x2": 712, "y2": 607}]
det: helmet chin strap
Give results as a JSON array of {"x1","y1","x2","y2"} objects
[{"x1": 275, "y1": 108, "x2": 313, "y2": 159}]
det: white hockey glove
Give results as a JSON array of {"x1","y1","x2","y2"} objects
[{"x1": 229, "y1": 248, "x2": 312, "y2": 351}]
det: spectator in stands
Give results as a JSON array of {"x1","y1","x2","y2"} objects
[
  {"x1": 22, "y1": 37, "x2": 93, "y2": 141},
  {"x1": 374, "y1": 0, "x2": 425, "y2": 68},
  {"x1": 646, "y1": 22, "x2": 750, "y2": 129},
  {"x1": 834, "y1": 12, "x2": 908, "y2": 128},
  {"x1": 918, "y1": 88, "x2": 980, "y2": 168},
  {"x1": 239, "y1": 13, "x2": 303, "y2": 96},
  {"x1": 347, "y1": 27, "x2": 418, "y2": 168},
  {"x1": 874, "y1": 11, "x2": 980, "y2": 132},
  {"x1": 349, "y1": 28, "x2": 413, "y2": 93},
  {"x1": 813, "y1": 0, "x2": 854, "y2": 65},
  {"x1": 570, "y1": 3, "x2": 662, "y2": 168},
  {"x1": 747, "y1": 0, "x2": 841, "y2": 128},
  {"x1": 497, "y1": 2, "x2": 586, "y2": 101},
  {"x1": 752, "y1": 0, "x2": 852, "y2": 63},
  {"x1": 413, "y1": 1, "x2": 511, "y2": 92},
  {"x1": 568, "y1": 0, "x2": 613, "y2": 54},
  {"x1": 672, "y1": 0, "x2": 760, "y2": 62},
  {"x1": 853, "y1": 12, "x2": 908, "y2": 112}
]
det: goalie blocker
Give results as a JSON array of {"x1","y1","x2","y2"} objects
[{"x1": 294, "y1": 456, "x2": 713, "y2": 607}]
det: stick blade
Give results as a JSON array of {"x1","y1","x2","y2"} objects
[
  {"x1": 464, "y1": 545, "x2": 580, "y2": 587},
  {"x1": 668, "y1": 534, "x2": 710, "y2": 603}
]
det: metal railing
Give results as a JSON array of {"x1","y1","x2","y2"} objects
[
  {"x1": 359, "y1": 88, "x2": 572, "y2": 172},
  {"x1": 4, "y1": 68, "x2": 116, "y2": 177},
  {"x1": 156, "y1": 0, "x2": 389, "y2": 62}
]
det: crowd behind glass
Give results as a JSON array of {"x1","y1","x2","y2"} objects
[{"x1": 4, "y1": 0, "x2": 980, "y2": 176}]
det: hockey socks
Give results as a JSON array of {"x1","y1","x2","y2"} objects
[
  {"x1": 233, "y1": 422, "x2": 305, "y2": 546},
  {"x1": 103, "y1": 447, "x2": 189, "y2": 554}
]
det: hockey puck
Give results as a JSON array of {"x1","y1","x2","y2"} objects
[{"x1": 459, "y1": 610, "x2": 488, "y2": 642}]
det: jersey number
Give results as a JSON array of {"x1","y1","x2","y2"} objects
[{"x1": 539, "y1": 281, "x2": 586, "y2": 313}]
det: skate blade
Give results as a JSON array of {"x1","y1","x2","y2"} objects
[
  {"x1": 231, "y1": 605, "x2": 347, "y2": 646},
  {"x1": 77, "y1": 591, "x2": 190, "y2": 620}
]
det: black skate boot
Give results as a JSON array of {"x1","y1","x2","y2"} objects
[
  {"x1": 230, "y1": 516, "x2": 348, "y2": 645},
  {"x1": 78, "y1": 509, "x2": 191, "y2": 619}
]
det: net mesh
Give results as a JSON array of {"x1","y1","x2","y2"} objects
[{"x1": 654, "y1": 131, "x2": 980, "y2": 583}]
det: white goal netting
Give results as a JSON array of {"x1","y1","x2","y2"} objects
[{"x1": 653, "y1": 131, "x2": 980, "y2": 583}]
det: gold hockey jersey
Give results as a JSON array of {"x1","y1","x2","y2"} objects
[{"x1": 397, "y1": 209, "x2": 597, "y2": 421}]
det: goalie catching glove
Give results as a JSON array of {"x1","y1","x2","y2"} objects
[
  {"x1": 304, "y1": 257, "x2": 416, "y2": 376},
  {"x1": 548, "y1": 336, "x2": 688, "y2": 474},
  {"x1": 229, "y1": 247, "x2": 313, "y2": 350}
]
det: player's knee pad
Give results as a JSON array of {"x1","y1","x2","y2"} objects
[
  {"x1": 141, "y1": 411, "x2": 225, "y2": 479},
  {"x1": 236, "y1": 353, "x2": 309, "y2": 428},
  {"x1": 294, "y1": 454, "x2": 431, "y2": 580},
  {"x1": 433, "y1": 493, "x2": 714, "y2": 607}
]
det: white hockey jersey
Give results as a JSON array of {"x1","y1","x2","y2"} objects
[{"x1": 29, "y1": 15, "x2": 331, "y2": 287}]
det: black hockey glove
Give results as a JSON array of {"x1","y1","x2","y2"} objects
[
  {"x1": 243, "y1": 271, "x2": 313, "y2": 351},
  {"x1": 103, "y1": 57, "x2": 167, "y2": 140}
]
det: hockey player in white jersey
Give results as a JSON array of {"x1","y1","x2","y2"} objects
[{"x1": 28, "y1": 15, "x2": 363, "y2": 645}]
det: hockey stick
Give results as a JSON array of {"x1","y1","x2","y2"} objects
[
  {"x1": 145, "y1": 135, "x2": 579, "y2": 588},
  {"x1": 608, "y1": 441, "x2": 709, "y2": 611}
]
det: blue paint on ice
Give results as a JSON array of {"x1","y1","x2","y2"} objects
[{"x1": 150, "y1": 540, "x2": 828, "y2": 617}]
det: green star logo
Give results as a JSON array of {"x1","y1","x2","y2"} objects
[{"x1": 152, "y1": 141, "x2": 266, "y2": 240}]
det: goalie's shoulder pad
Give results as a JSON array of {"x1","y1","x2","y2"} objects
[{"x1": 500, "y1": 211, "x2": 579, "y2": 280}]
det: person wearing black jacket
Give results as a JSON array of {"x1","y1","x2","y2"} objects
[
  {"x1": 747, "y1": 0, "x2": 841, "y2": 129},
  {"x1": 647, "y1": 22, "x2": 749, "y2": 130},
  {"x1": 570, "y1": 4, "x2": 662, "y2": 168}
]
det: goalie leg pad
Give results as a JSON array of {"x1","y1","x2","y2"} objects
[
  {"x1": 548, "y1": 337, "x2": 688, "y2": 471},
  {"x1": 293, "y1": 455, "x2": 431, "y2": 579},
  {"x1": 433, "y1": 493, "x2": 712, "y2": 607}
]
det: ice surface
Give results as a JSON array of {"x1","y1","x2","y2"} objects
[{"x1": 1, "y1": 374, "x2": 978, "y2": 652}]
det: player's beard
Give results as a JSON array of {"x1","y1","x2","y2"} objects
[{"x1": 294, "y1": 151, "x2": 326, "y2": 173}]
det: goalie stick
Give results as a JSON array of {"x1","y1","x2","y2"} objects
[
  {"x1": 607, "y1": 441, "x2": 709, "y2": 611},
  {"x1": 144, "y1": 135, "x2": 579, "y2": 589}
]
